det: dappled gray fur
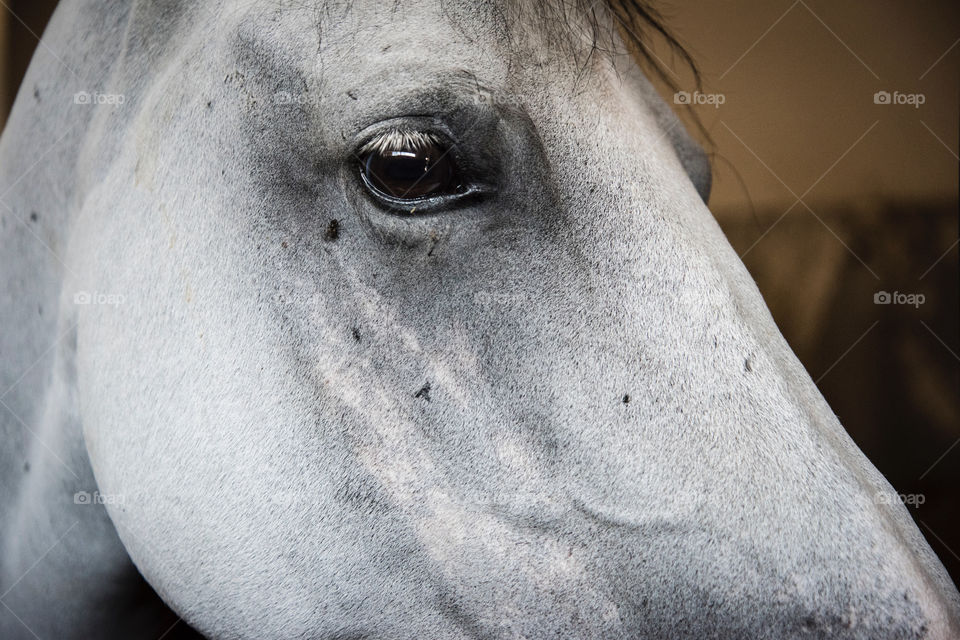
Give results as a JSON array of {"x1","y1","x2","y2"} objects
[{"x1": 1, "y1": 1, "x2": 958, "y2": 638}]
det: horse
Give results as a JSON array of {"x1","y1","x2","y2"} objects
[{"x1": 1, "y1": 1, "x2": 958, "y2": 638}]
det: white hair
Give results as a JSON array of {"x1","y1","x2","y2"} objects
[{"x1": 359, "y1": 129, "x2": 444, "y2": 155}]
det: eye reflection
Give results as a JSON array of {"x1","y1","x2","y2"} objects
[{"x1": 359, "y1": 130, "x2": 460, "y2": 201}]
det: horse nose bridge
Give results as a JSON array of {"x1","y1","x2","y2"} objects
[
  {"x1": 499, "y1": 290, "x2": 960, "y2": 635},
  {"x1": 497, "y1": 131, "x2": 960, "y2": 632}
]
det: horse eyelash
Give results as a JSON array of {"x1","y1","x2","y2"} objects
[{"x1": 359, "y1": 129, "x2": 445, "y2": 155}]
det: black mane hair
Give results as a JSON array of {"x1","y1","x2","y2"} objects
[{"x1": 600, "y1": 0, "x2": 701, "y2": 94}]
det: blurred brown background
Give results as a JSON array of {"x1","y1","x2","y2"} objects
[
  {"x1": 2, "y1": 0, "x2": 958, "y2": 586},
  {"x1": 644, "y1": 0, "x2": 960, "y2": 587}
]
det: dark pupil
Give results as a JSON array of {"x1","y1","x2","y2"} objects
[{"x1": 363, "y1": 143, "x2": 455, "y2": 199}]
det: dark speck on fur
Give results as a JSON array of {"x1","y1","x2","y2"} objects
[
  {"x1": 414, "y1": 381, "x2": 431, "y2": 401},
  {"x1": 326, "y1": 219, "x2": 340, "y2": 241}
]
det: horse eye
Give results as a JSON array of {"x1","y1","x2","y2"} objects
[{"x1": 358, "y1": 133, "x2": 461, "y2": 202}]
